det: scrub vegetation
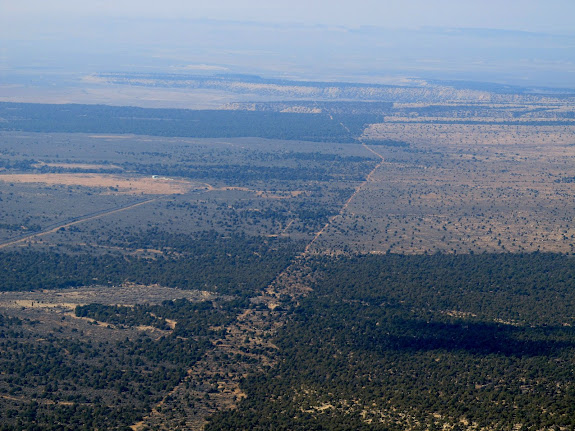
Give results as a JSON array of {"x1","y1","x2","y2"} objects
[{"x1": 1, "y1": 89, "x2": 575, "y2": 430}]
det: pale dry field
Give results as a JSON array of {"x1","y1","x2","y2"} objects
[
  {"x1": 0, "y1": 173, "x2": 203, "y2": 195},
  {"x1": 310, "y1": 124, "x2": 575, "y2": 254}
]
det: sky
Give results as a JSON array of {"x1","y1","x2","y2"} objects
[
  {"x1": 3, "y1": 0, "x2": 575, "y2": 33},
  {"x1": 1, "y1": 0, "x2": 574, "y2": 88}
]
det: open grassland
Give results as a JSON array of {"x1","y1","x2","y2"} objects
[
  {"x1": 3, "y1": 123, "x2": 575, "y2": 255},
  {"x1": 0, "y1": 132, "x2": 375, "y2": 252},
  {"x1": 310, "y1": 124, "x2": 575, "y2": 254}
]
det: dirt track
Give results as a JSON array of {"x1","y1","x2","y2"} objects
[
  {"x1": 304, "y1": 143, "x2": 384, "y2": 254},
  {"x1": 0, "y1": 198, "x2": 158, "y2": 250}
]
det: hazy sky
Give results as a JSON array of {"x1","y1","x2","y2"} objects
[
  {"x1": 2, "y1": 1, "x2": 574, "y2": 88},
  {"x1": 3, "y1": 0, "x2": 575, "y2": 33}
]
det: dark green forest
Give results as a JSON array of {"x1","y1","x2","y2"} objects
[
  {"x1": 0, "y1": 101, "x2": 572, "y2": 149},
  {"x1": 0, "y1": 298, "x2": 246, "y2": 430},
  {"x1": 0, "y1": 231, "x2": 303, "y2": 296},
  {"x1": 206, "y1": 253, "x2": 575, "y2": 430},
  {"x1": 0, "y1": 103, "x2": 358, "y2": 143},
  {"x1": 3, "y1": 249, "x2": 575, "y2": 428}
]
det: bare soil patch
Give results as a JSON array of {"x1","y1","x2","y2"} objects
[{"x1": 0, "y1": 173, "x2": 200, "y2": 195}]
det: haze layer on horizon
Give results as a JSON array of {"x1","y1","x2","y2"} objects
[{"x1": 1, "y1": 0, "x2": 574, "y2": 90}]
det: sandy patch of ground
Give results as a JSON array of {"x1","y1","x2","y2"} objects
[{"x1": 0, "y1": 173, "x2": 200, "y2": 195}]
